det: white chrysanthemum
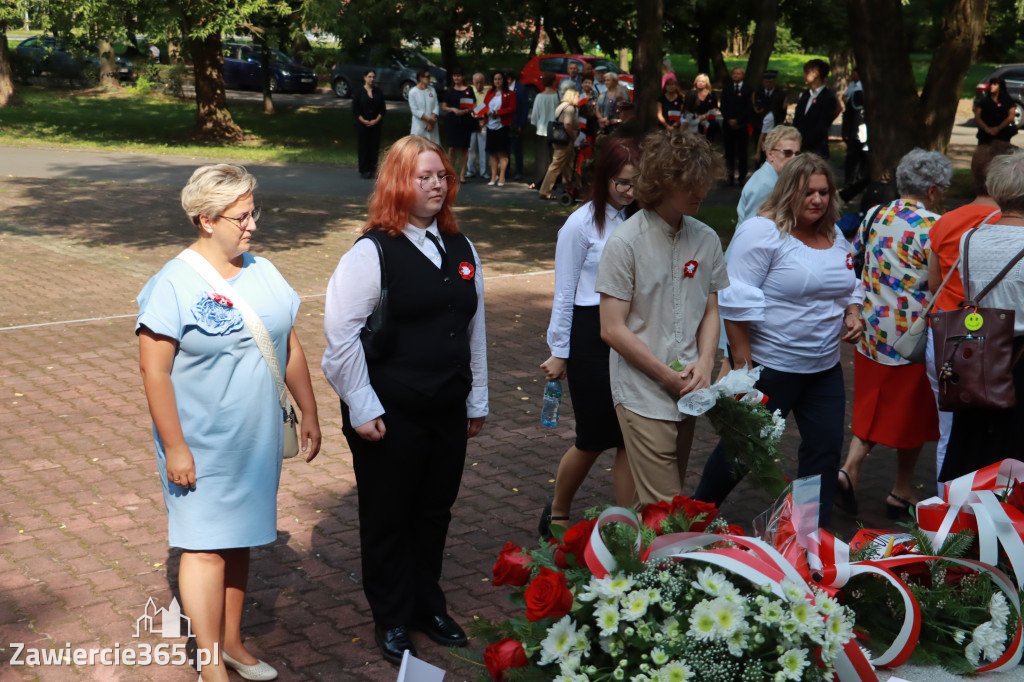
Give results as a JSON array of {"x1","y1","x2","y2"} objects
[
  {"x1": 650, "y1": 647, "x2": 669, "y2": 665},
  {"x1": 815, "y1": 594, "x2": 840, "y2": 617},
  {"x1": 539, "y1": 616, "x2": 580, "y2": 665},
  {"x1": 558, "y1": 650, "x2": 583, "y2": 676},
  {"x1": 756, "y1": 599, "x2": 785, "y2": 626},
  {"x1": 824, "y1": 612, "x2": 854, "y2": 645},
  {"x1": 966, "y1": 640, "x2": 982, "y2": 667},
  {"x1": 726, "y1": 626, "x2": 749, "y2": 656},
  {"x1": 687, "y1": 600, "x2": 717, "y2": 641},
  {"x1": 820, "y1": 637, "x2": 843, "y2": 663},
  {"x1": 646, "y1": 588, "x2": 661, "y2": 602},
  {"x1": 710, "y1": 596, "x2": 745, "y2": 637},
  {"x1": 661, "y1": 616, "x2": 682, "y2": 641},
  {"x1": 657, "y1": 660, "x2": 693, "y2": 682},
  {"x1": 787, "y1": 599, "x2": 824, "y2": 639},
  {"x1": 620, "y1": 589, "x2": 651, "y2": 622},
  {"x1": 780, "y1": 580, "x2": 808, "y2": 602},
  {"x1": 693, "y1": 567, "x2": 730, "y2": 596},
  {"x1": 595, "y1": 601, "x2": 621, "y2": 636},
  {"x1": 973, "y1": 621, "x2": 1006, "y2": 662},
  {"x1": 953, "y1": 629, "x2": 967, "y2": 644},
  {"x1": 601, "y1": 574, "x2": 636, "y2": 598},
  {"x1": 989, "y1": 592, "x2": 1010, "y2": 629},
  {"x1": 777, "y1": 647, "x2": 810, "y2": 681}
]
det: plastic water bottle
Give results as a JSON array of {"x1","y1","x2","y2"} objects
[{"x1": 541, "y1": 379, "x2": 562, "y2": 427}]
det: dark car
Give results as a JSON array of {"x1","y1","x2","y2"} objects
[
  {"x1": 331, "y1": 47, "x2": 446, "y2": 101},
  {"x1": 13, "y1": 35, "x2": 134, "y2": 82},
  {"x1": 222, "y1": 43, "x2": 317, "y2": 93},
  {"x1": 976, "y1": 64, "x2": 1024, "y2": 128}
]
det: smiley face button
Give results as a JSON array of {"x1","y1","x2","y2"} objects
[{"x1": 964, "y1": 312, "x2": 984, "y2": 331}]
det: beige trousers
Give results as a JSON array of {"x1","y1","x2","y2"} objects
[{"x1": 614, "y1": 404, "x2": 696, "y2": 507}]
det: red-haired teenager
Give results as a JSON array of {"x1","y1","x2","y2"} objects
[{"x1": 322, "y1": 135, "x2": 488, "y2": 665}]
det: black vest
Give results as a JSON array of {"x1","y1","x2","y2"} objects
[{"x1": 363, "y1": 228, "x2": 477, "y2": 397}]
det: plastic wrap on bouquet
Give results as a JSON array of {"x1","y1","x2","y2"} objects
[
  {"x1": 917, "y1": 458, "x2": 1024, "y2": 590},
  {"x1": 677, "y1": 364, "x2": 767, "y2": 416},
  {"x1": 763, "y1": 475, "x2": 1024, "y2": 674}
]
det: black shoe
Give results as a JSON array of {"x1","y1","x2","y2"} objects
[
  {"x1": 374, "y1": 625, "x2": 415, "y2": 665},
  {"x1": 414, "y1": 614, "x2": 467, "y2": 647}
]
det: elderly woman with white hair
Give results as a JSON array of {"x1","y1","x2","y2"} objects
[
  {"x1": 940, "y1": 150, "x2": 1024, "y2": 481},
  {"x1": 137, "y1": 164, "x2": 321, "y2": 682},
  {"x1": 835, "y1": 149, "x2": 952, "y2": 519}
]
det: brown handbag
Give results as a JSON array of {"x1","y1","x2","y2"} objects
[{"x1": 931, "y1": 228, "x2": 1024, "y2": 411}]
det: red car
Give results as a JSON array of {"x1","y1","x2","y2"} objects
[{"x1": 519, "y1": 54, "x2": 633, "y2": 102}]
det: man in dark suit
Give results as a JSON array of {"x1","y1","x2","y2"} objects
[
  {"x1": 793, "y1": 58, "x2": 841, "y2": 159},
  {"x1": 507, "y1": 69, "x2": 530, "y2": 182},
  {"x1": 720, "y1": 66, "x2": 751, "y2": 185},
  {"x1": 751, "y1": 70, "x2": 787, "y2": 165}
]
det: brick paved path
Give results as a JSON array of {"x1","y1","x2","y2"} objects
[{"x1": 0, "y1": 171, "x2": 939, "y2": 682}]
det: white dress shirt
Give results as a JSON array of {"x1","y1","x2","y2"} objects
[
  {"x1": 546, "y1": 202, "x2": 626, "y2": 358},
  {"x1": 322, "y1": 221, "x2": 488, "y2": 427},
  {"x1": 719, "y1": 216, "x2": 861, "y2": 373}
]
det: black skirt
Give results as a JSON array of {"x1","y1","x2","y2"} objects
[
  {"x1": 486, "y1": 126, "x2": 510, "y2": 154},
  {"x1": 566, "y1": 305, "x2": 625, "y2": 451}
]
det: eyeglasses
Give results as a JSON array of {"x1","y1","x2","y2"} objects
[
  {"x1": 613, "y1": 179, "x2": 635, "y2": 192},
  {"x1": 416, "y1": 174, "x2": 454, "y2": 190},
  {"x1": 770, "y1": 148, "x2": 800, "y2": 158},
  {"x1": 219, "y1": 206, "x2": 261, "y2": 229}
]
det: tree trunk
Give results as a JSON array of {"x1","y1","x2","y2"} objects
[
  {"x1": 559, "y1": 19, "x2": 583, "y2": 54},
  {"x1": 256, "y1": 35, "x2": 275, "y2": 115},
  {"x1": 744, "y1": 0, "x2": 778, "y2": 91},
  {"x1": 828, "y1": 48, "x2": 852, "y2": 94},
  {"x1": 0, "y1": 34, "x2": 23, "y2": 107},
  {"x1": 634, "y1": 0, "x2": 663, "y2": 133},
  {"x1": 98, "y1": 38, "x2": 118, "y2": 89},
  {"x1": 710, "y1": 48, "x2": 729, "y2": 87},
  {"x1": 848, "y1": 0, "x2": 923, "y2": 184},
  {"x1": 168, "y1": 29, "x2": 182, "y2": 64},
  {"x1": 693, "y1": 21, "x2": 713, "y2": 75},
  {"x1": 619, "y1": 48, "x2": 629, "y2": 72},
  {"x1": 122, "y1": 11, "x2": 142, "y2": 58},
  {"x1": 528, "y1": 14, "x2": 542, "y2": 58},
  {"x1": 919, "y1": 0, "x2": 989, "y2": 151},
  {"x1": 544, "y1": 25, "x2": 564, "y2": 53},
  {"x1": 186, "y1": 31, "x2": 243, "y2": 142},
  {"x1": 439, "y1": 26, "x2": 458, "y2": 75}
]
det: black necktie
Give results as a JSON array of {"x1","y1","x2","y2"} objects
[
  {"x1": 424, "y1": 231, "x2": 446, "y2": 268},
  {"x1": 735, "y1": 84, "x2": 740, "y2": 94}
]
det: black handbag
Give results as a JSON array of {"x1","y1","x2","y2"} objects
[
  {"x1": 359, "y1": 232, "x2": 394, "y2": 361},
  {"x1": 547, "y1": 104, "x2": 572, "y2": 144}
]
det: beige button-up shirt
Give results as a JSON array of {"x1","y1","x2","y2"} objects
[{"x1": 596, "y1": 209, "x2": 729, "y2": 421}]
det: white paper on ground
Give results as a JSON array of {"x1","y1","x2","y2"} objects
[{"x1": 396, "y1": 649, "x2": 446, "y2": 682}]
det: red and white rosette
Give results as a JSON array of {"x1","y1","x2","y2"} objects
[{"x1": 583, "y1": 506, "x2": 877, "y2": 681}]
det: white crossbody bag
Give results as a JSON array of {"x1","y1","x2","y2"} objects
[{"x1": 175, "y1": 249, "x2": 299, "y2": 459}]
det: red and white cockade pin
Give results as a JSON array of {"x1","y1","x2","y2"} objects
[
  {"x1": 458, "y1": 262, "x2": 475, "y2": 280},
  {"x1": 846, "y1": 253, "x2": 854, "y2": 270},
  {"x1": 207, "y1": 292, "x2": 234, "y2": 307},
  {"x1": 683, "y1": 260, "x2": 699, "y2": 278}
]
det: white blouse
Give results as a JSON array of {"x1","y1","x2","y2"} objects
[
  {"x1": 719, "y1": 216, "x2": 861, "y2": 373},
  {"x1": 546, "y1": 202, "x2": 626, "y2": 358},
  {"x1": 321, "y1": 221, "x2": 488, "y2": 427}
]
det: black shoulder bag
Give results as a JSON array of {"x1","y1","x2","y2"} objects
[{"x1": 358, "y1": 231, "x2": 394, "y2": 361}]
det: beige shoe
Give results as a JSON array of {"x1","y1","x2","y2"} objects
[{"x1": 221, "y1": 651, "x2": 278, "y2": 681}]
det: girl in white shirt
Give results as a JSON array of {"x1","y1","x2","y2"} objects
[
  {"x1": 694, "y1": 154, "x2": 863, "y2": 527},
  {"x1": 538, "y1": 138, "x2": 641, "y2": 538}
]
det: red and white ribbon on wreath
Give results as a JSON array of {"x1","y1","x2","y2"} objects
[
  {"x1": 917, "y1": 458, "x2": 1024, "y2": 591},
  {"x1": 583, "y1": 506, "x2": 878, "y2": 682}
]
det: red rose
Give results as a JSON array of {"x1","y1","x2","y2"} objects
[
  {"x1": 555, "y1": 518, "x2": 596, "y2": 569},
  {"x1": 671, "y1": 496, "x2": 719, "y2": 532},
  {"x1": 492, "y1": 542, "x2": 532, "y2": 586},
  {"x1": 641, "y1": 501, "x2": 673, "y2": 534},
  {"x1": 1007, "y1": 482, "x2": 1024, "y2": 515},
  {"x1": 524, "y1": 567, "x2": 573, "y2": 622},
  {"x1": 484, "y1": 638, "x2": 528, "y2": 681},
  {"x1": 723, "y1": 523, "x2": 746, "y2": 536}
]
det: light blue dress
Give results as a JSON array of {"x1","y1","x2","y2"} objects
[{"x1": 136, "y1": 254, "x2": 299, "y2": 550}]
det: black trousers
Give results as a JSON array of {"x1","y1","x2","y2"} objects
[
  {"x1": 723, "y1": 124, "x2": 749, "y2": 180},
  {"x1": 342, "y1": 374, "x2": 469, "y2": 628},
  {"x1": 694, "y1": 363, "x2": 845, "y2": 527},
  {"x1": 356, "y1": 124, "x2": 382, "y2": 176}
]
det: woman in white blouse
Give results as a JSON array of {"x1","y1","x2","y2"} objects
[
  {"x1": 538, "y1": 138, "x2": 640, "y2": 538},
  {"x1": 693, "y1": 154, "x2": 863, "y2": 527},
  {"x1": 409, "y1": 68, "x2": 440, "y2": 144},
  {"x1": 321, "y1": 135, "x2": 487, "y2": 665}
]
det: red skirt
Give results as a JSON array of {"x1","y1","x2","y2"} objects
[{"x1": 852, "y1": 351, "x2": 939, "y2": 448}]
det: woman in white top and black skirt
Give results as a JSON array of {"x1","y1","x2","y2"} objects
[
  {"x1": 538, "y1": 138, "x2": 641, "y2": 538},
  {"x1": 694, "y1": 154, "x2": 863, "y2": 526},
  {"x1": 321, "y1": 135, "x2": 488, "y2": 665}
]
